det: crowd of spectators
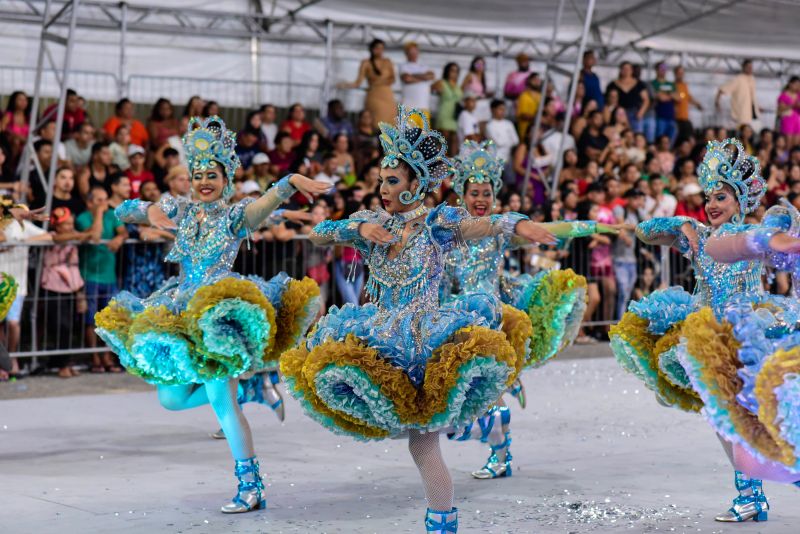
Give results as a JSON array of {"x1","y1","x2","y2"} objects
[{"x1": 2, "y1": 45, "x2": 800, "y2": 378}]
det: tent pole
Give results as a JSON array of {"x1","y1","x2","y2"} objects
[
  {"x1": 550, "y1": 0, "x2": 596, "y2": 200},
  {"x1": 118, "y1": 1, "x2": 128, "y2": 98},
  {"x1": 322, "y1": 19, "x2": 333, "y2": 116},
  {"x1": 495, "y1": 34, "x2": 504, "y2": 96},
  {"x1": 521, "y1": 0, "x2": 565, "y2": 203}
]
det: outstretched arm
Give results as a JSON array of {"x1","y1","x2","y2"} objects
[
  {"x1": 635, "y1": 216, "x2": 698, "y2": 253},
  {"x1": 705, "y1": 204, "x2": 797, "y2": 263},
  {"x1": 242, "y1": 174, "x2": 329, "y2": 231}
]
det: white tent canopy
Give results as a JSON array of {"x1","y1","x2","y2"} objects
[{"x1": 1, "y1": 0, "x2": 797, "y2": 128}]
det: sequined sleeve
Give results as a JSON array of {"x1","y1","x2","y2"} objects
[
  {"x1": 310, "y1": 210, "x2": 379, "y2": 255},
  {"x1": 242, "y1": 175, "x2": 296, "y2": 231},
  {"x1": 229, "y1": 197, "x2": 256, "y2": 238},
  {"x1": 635, "y1": 216, "x2": 697, "y2": 253},
  {"x1": 429, "y1": 205, "x2": 527, "y2": 253},
  {"x1": 115, "y1": 199, "x2": 152, "y2": 224},
  {"x1": 713, "y1": 204, "x2": 799, "y2": 268}
]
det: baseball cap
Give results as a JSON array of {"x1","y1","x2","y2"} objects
[
  {"x1": 683, "y1": 182, "x2": 702, "y2": 196},
  {"x1": 128, "y1": 144, "x2": 145, "y2": 157},
  {"x1": 252, "y1": 153, "x2": 270, "y2": 166},
  {"x1": 240, "y1": 180, "x2": 261, "y2": 195}
]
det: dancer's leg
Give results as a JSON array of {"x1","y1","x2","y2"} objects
[
  {"x1": 157, "y1": 383, "x2": 210, "y2": 411},
  {"x1": 205, "y1": 379, "x2": 255, "y2": 460},
  {"x1": 715, "y1": 433, "x2": 769, "y2": 523},
  {"x1": 408, "y1": 430, "x2": 454, "y2": 512}
]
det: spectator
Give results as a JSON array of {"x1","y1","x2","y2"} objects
[
  {"x1": 633, "y1": 178, "x2": 655, "y2": 219},
  {"x1": 294, "y1": 130, "x2": 324, "y2": 178},
  {"x1": 235, "y1": 127, "x2": 261, "y2": 170},
  {"x1": 305, "y1": 203, "x2": 333, "y2": 316},
  {"x1": 124, "y1": 145, "x2": 154, "y2": 199},
  {"x1": 613, "y1": 188, "x2": 645, "y2": 319},
  {"x1": 540, "y1": 110, "x2": 576, "y2": 164},
  {"x1": 777, "y1": 76, "x2": 800, "y2": 149},
  {"x1": 674, "y1": 66, "x2": 702, "y2": 141},
  {"x1": 0, "y1": 146, "x2": 21, "y2": 198},
  {"x1": 268, "y1": 132, "x2": 297, "y2": 177},
  {"x1": 152, "y1": 145, "x2": 181, "y2": 190},
  {"x1": 41, "y1": 207, "x2": 89, "y2": 378},
  {"x1": 331, "y1": 133, "x2": 356, "y2": 186},
  {"x1": 432, "y1": 62, "x2": 463, "y2": 155},
  {"x1": 51, "y1": 167, "x2": 86, "y2": 215},
  {"x1": 352, "y1": 109, "x2": 379, "y2": 173},
  {"x1": 242, "y1": 110, "x2": 267, "y2": 151},
  {"x1": 513, "y1": 124, "x2": 552, "y2": 207},
  {"x1": 32, "y1": 119, "x2": 68, "y2": 165},
  {"x1": 42, "y1": 88, "x2": 86, "y2": 137},
  {"x1": 146, "y1": 98, "x2": 179, "y2": 150},
  {"x1": 716, "y1": 59, "x2": 761, "y2": 129},
  {"x1": 654, "y1": 135, "x2": 676, "y2": 175},
  {"x1": 202, "y1": 100, "x2": 220, "y2": 117},
  {"x1": 77, "y1": 141, "x2": 117, "y2": 198},
  {"x1": 0, "y1": 197, "x2": 53, "y2": 378},
  {"x1": 504, "y1": 53, "x2": 534, "y2": 102},
  {"x1": 333, "y1": 203, "x2": 365, "y2": 306},
  {"x1": 651, "y1": 62, "x2": 678, "y2": 144},
  {"x1": 558, "y1": 149, "x2": 581, "y2": 184},
  {"x1": 606, "y1": 62, "x2": 649, "y2": 135},
  {"x1": 1, "y1": 91, "x2": 31, "y2": 160},
  {"x1": 632, "y1": 265, "x2": 657, "y2": 301},
  {"x1": 339, "y1": 39, "x2": 396, "y2": 126},
  {"x1": 602, "y1": 88, "x2": 620, "y2": 125},
  {"x1": 109, "y1": 124, "x2": 131, "y2": 171},
  {"x1": 314, "y1": 153, "x2": 341, "y2": 192},
  {"x1": 237, "y1": 180, "x2": 261, "y2": 201},
  {"x1": 360, "y1": 162, "x2": 380, "y2": 193},
  {"x1": 316, "y1": 99, "x2": 354, "y2": 142},
  {"x1": 622, "y1": 130, "x2": 646, "y2": 167},
  {"x1": 64, "y1": 122, "x2": 95, "y2": 168},
  {"x1": 102, "y1": 98, "x2": 149, "y2": 147},
  {"x1": 461, "y1": 56, "x2": 492, "y2": 124},
  {"x1": 279, "y1": 103, "x2": 312, "y2": 146},
  {"x1": 107, "y1": 174, "x2": 131, "y2": 209},
  {"x1": 457, "y1": 92, "x2": 480, "y2": 145},
  {"x1": 572, "y1": 199, "x2": 603, "y2": 344},
  {"x1": 75, "y1": 185, "x2": 127, "y2": 373},
  {"x1": 28, "y1": 139, "x2": 52, "y2": 208},
  {"x1": 577, "y1": 110, "x2": 609, "y2": 166},
  {"x1": 250, "y1": 152, "x2": 273, "y2": 191},
  {"x1": 581, "y1": 50, "x2": 604, "y2": 110},
  {"x1": 516, "y1": 72, "x2": 542, "y2": 140},
  {"x1": 139, "y1": 180, "x2": 161, "y2": 203},
  {"x1": 259, "y1": 104, "x2": 278, "y2": 151},
  {"x1": 619, "y1": 162, "x2": 641, "y2": 190},
  {"x1": 603, "y1": 175, "x2": 624, "y2": 210},
  {"x1": 485, "y1": 99, "x2": 519, "y2": 182},
  {"x1": 163, "y1": 165, "x2": 191, "y2": 201},
  {"x1": 120, "y1": 196, "x2": 170, "y2": 300},
  {"x1": 675, "y1": 182, "x2": 707, "y2": 222},
  {"x1": 182, "y1": 95, "x2": 205, "y2": 122},
  {"x1": 399, "y1": 42, "x2": 435, "y2": 117}
]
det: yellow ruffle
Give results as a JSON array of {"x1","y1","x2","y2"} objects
[
  {"x1": 682, "y1": 308, "x2": 786, "y2": 462},
  {"x1": 417, "y1": 326, "x2": 518, "y2": 422},
  {"x1": 0, "y1": 272, "x2": 18, "y2": 322},
  {"x1": 269, "y1": 276, "x2": 320, "y2": 362},
  {"x1": 182, "y1": 278, "x2": 277, "y2": 366},
  {"x1": 500, "y1": 303, "x2": 532, "y2": 377},
  {"x1": 95, "y1": 301, "x2": 133, "y2": 338},
  {"x1": 527, "y1": 269, "x2": 587, "y2": 366},
  {"x1": 128, "y1": 305, "x2": 186, "y2": 338},
  {"x1": 755, "y1": 347, "x2": 800, "y2": 466},
  {"x1": 610, "y1": 312, "x2": 702, "y2": 412}
]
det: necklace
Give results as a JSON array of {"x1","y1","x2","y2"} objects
[{"x1": 384, "y1": 204, "x2": 428, "y2": 238}]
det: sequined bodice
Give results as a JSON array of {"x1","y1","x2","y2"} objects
[
  {"x1": 443, "y1": 235, "x2": 504, "y2": 297},
  {"x1": 692, "y1": 226, "x2": 764, "y2": 313}
]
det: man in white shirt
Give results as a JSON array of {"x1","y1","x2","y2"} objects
[
  {"x1": 649, "y1": 176, "x2": 677, "y2": 218},
  {"x1": 485, "y1": 100, "x2": 519, "y2": 182},
  {"x1": 399, "y1": 42, "x2": 435, "y2": 116},
  {"x1": 259, "y1": 104, "x2": 278, "y2": 151},
  {"x1": 540, "y1": 109, "x2": 576, "y2": 161},
  {"x1": 313, "y1": 153, "x2": 341, "y2": 192},
  {"x1": 457, "y1": 93, "x2": 481, "y2": 145}
]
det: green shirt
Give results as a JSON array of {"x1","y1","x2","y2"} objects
[
  {"x1": 651, "y1": 79, "x2": 676, "y2": 120},
  {"x1": 75, "y1": 209, "x2": 122, "y2": 284}
]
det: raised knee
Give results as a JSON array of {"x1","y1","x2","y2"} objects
[{"x1": 158, "y1": 390, "x2": 187, "y2": 411}]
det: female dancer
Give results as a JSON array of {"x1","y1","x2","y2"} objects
[
  {"x1": 95, "y1": 116, "x2": 328, "y2": 513},
  {"x1": 281, "y1": 106, "x2": 555, "y2": 533},
  {"x1": 443, "y1": 140, "x2": 616, "y2": 479},
  {"x1": 610, "y1": 138, "x2": 785, "y2": 522}
]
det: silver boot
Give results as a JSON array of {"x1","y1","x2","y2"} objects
[
  {"x1": 714, "y1": 471, "x2": 768, "y2": 522},
  {"x1": 220, "y1": 456, "x2": 266, "y2": 513}
]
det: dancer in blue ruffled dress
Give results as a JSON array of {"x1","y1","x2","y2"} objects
[
  {"x1": 609, "y1": 138, "x2": 794, "y2": 522},
  {"x1": 95, "y1": 116, "x2": 329, "y2": 513},
  {"x1": 442, "y1": 140, "x2": 616, "y2": 480},
  {"x1": 281, "y1": 106, "x2": 558, "y2": 533}
]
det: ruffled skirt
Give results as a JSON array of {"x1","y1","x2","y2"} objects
[
  {"x1": 501, "y1": 269, "x2": 588, "y2": 368},
  {"x1": 0, "y1": 272, "x2": 18, "y2": 322},
  {"x1": 280, "y1": 293, "x2": 521, "y2": 441},
  {"x1": 95, "y1": 272, "x2": 320, "y2": 385}
]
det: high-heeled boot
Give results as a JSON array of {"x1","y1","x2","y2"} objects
[
  {"x1": 220, "y1": 456, "x2": 266, "y2": 513},
  {"x1": 471, "y1": 406, "x2": 512, "y2": 479},
  {"x1": 425, "y1": 507, "x2": 458, "y2": 533},
  {"x1": 714, "y1": 470, "x2": 768, "y2": 522}
]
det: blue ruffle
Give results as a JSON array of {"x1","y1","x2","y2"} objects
[
  {"x1": 500, "y1": 272, "x2": 543, "y2": 310},
  {"x1": 628, "y1": 286, "x2": 694, "y2": 335}
]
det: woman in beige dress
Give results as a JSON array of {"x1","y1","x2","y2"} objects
[{"x1": 340, "y1": 39, "x2": 396, "y2": 126}]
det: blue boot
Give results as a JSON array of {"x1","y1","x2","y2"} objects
[
  {"x1": 220, "y1": 456, "x2": 266, "y2": 513},
  {"x1": 425, "y1": 507, "x2": 458, "y2": 533},
  {"x1": 714, "y1": 471, "x2": 768, "y2": 522},
  {"x1": 471, "y1": 406, "x2": 512, "y2": 479}
]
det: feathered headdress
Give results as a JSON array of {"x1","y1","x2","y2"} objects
[
  {"x1": 698, "y1": 138, "x2": 765, "y2": 222},
  {"x1": 452, "y1": 140, "x2": 504, "y2": 204},
  {"x1": 183, "y1": 115, "x2": 241, "y2": 200}
]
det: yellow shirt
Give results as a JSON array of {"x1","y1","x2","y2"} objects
[
  {"x1": 516, "y1": 89, "x2": 541, "y2": 139},
  {"x1": 719, "y1": 73, "x2": 758, "y2": 125}
]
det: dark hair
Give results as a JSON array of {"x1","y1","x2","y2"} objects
[
  {"x1": 295, "y1": 130, "x2": 321, "y2": 159},
  {"x1": 87, "y1": 184, "x2": 108, "y2": 200},
  {"x1": 288, "y1": 103, "x2": 304, "y2": 119},
  {"x1": 91, "y1": 141, "x2": 110, "y2": 157},
  {"x1": 5, "y1": 91, "x2": 31, "y2": 116},
  {"x1": 77, "y1": 121, "x2": 93, "y2": 133},
  {"x1": 321, "y1": 152, "x2": 336, "y2": 164},
  {"x1": 114, "y1": 98, "x2": 132, "y2": 113},
  {"x1": 259, "y1": 103, "x2": 275, "y2": 113},
  {"x1": 114, "y1": 124, "x2": 130, "y2": 137},
  {"x1": 785, "y1": 76, "x2": 800, "y2": 91},
  {"x1": 327, "y1": 99, "x2": 343, "y2": 115},
  {"x1": 368, "y1": 39, "x2": 385, "y2": 76},
  {"x1": 742, "y1": 59, "x2": 753, "y2": 69},
  {"x1": 275, "y1": 131, "x2": 293, "y2": 147},
  {"x1": 623, "y1": 188, "x2": 644, "y2": 199},
  {"x1": 33, "y1": 139, "x2": 52, "y2": 152},
  {"x1": 442, "y1": 62, "x2": 460, "y2": 82},
  {"x1": 576, "y1": 199, "x2": 595, "y2": 220},
  {"x1": 108, "y1": 173, "x2": 128, "y2": 188},
  {"x1": 163, "y1": 147, "x2": 179, "y2": 158},
  {"x1": 490, "y1": 99, "x2": 506, "y2": 111},
  {"x1": 150, "y1": 98, "x2": 173, "y2": 121},
  {"x1": 469, "y1": 56, "x2": 486, "y2": 92},
  {"x1": 183, "y1": 95, "x2": 202, "y2": 118},
  {"x1": 202, "y1": 100, "x2": 219, "y2": 117},
  {"x1": 66, "y1": 88, "x2": 77, "y2": 98},
  {"x1": 585, "y1": 182, "x2": 604, "y2": 195},
  {"x1": 582, "y1": 50, "x2": 594, "y2": 59}
]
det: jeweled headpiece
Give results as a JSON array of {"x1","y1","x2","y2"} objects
[
  {"x1": 453, "y1": 140, "x2": 504, "y2": 204},
  {"x1": 183, "y1": 115, "x2": 241, "y2": 200},
  {"x1": 698, "y1": 138, "x2": 765, "y2": 223},
  {"x1": 379, "y1": 105, "x2": 452, "y2": 204}
]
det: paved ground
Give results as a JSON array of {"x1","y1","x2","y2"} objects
[{"x1": 1, "y1": 345, "x2": 797, "y2": 533}]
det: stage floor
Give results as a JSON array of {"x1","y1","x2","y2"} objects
[{"x1": 1, "y1": 349, "x2": 797, "y2": 533}]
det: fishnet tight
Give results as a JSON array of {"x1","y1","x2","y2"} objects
[{"x1": 408, "y1": 431, "x2": 454, "y2": 511}]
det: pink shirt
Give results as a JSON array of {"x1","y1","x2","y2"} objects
[{"x1": 504, "y1": 70, "x2": 532, "y2": 100}]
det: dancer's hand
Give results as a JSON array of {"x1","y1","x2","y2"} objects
[
  {"x1": 517, "y1": 221, "x2": 557, "y2": 245},
  {"x1": 289, "y1": 174, "x2": 331, "y2": 197},
  {"x1": 769, "y1": 232, "x2": 800, "y2": 254},
  {"x1": 681, "y1": 222, "x2": 699, "y2": 253},
  {"x1": 598, "y1": 223, "x2": 621, "y2": 234},
  {"x1": 359, "y1": 223, "x2": 396, "y2": 245},
  {"x1": 147, "y1": 205, "x2": 176, "y2": 230}
]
